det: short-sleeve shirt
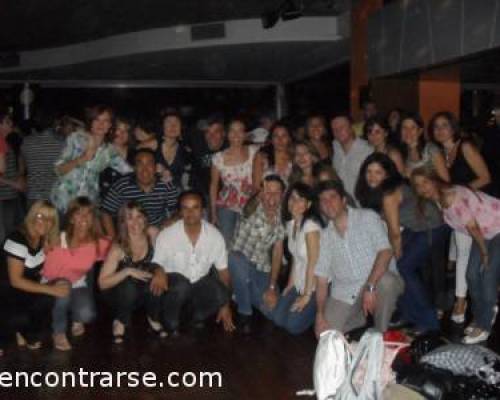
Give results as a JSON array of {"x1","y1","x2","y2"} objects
[
  {"x1": 315, "y1": 207, "x2": 397, "y2": 304},
  {"x1": 152, "y1": 220, "x2": 227, "y2": 283},
  {"x1": 212, "y1": 145, "x2": 258, "y2": 213},
  {"x1": 3, "y1": 230, "x2": 45, "y2": 283},
  {"x1": 443, "y1": 185, "x2": 500, "y2": 240},
  {"x1": 286, "y1": 219, "x2": 321, "y2": 294}
]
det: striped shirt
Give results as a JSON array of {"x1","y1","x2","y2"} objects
[
  {"x1": 21, "y1": 129, "x2": 65, "y2": 201},
  {"x1": 100, "y1": 174, "x2": 180, "y2": 227}
]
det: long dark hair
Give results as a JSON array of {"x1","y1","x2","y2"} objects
[
  {"x1": 400, "y1": 112, "x2": 426, "y2": 162},
  {"x1": 282, "y1": 182, "x2": 325, "y2": 229},
  {"x1": 428, "y1": 111, "x2": 461, "y2": 146},
  {"x1": 259, "y1": 120, "x2": 293, "y2": 168},
  {"x1": 355, "y1": 153, "x2": 404, "y2": 213}
]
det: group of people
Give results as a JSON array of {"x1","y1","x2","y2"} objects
[{"x1": 1, "y1": 100, "x2": 500, "y2": 358}]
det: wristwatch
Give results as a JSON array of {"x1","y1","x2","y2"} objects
[{"x1": 365, "y1": 283, "x2": 376, "y2": 293}]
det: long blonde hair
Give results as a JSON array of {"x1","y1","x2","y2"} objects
[
  {"x1": 22, "y1": 200, "x2": 60, "y2": 248},
  {"x1": 64, "y1": 196, "x2": 103, "y2": 251}
]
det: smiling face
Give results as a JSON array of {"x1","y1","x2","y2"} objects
[
  {"x1": 181, "y1": 194, "x2": 203, "y2": 227},
  {"x1": 365, "y1": 161, "x2": 388, "y2": 189},
  {"x1": 272, "y1": 126, "x2": 291, "y2": 151},
  {"x1": 331, "y1": 116, "x2": 353, "y2": 145},
  {"x1": 135, "y1": 152, "x2": 156, "y2": 188},
  {"x1": 288, "y1": 190, "x2": 310, "y2": 220},
  {"x1": 294, "y1": 143, "x2": 315, "y2": 171},
  {"x1": 227, "y1": 121, "x2": 246, "y2": 147},
  {"x1": 71, "y1": 206, "x2": 93, "y2": 234},
  {"x1": 366, "y1": 123, "x2": 388, "y2": 149},
  {"x1": 319, "y1": 189, "x2": 346, "y2": 220},
  {"x1": 32, "y1": 210, "x2": 53, "y2": 238},
  {"x1": 90, "y1": 111, "x2": 113, "y2": 138},
  {"x1": 307, "y1": 117, "x2": 326, "y2": 141},
  {"x1": 432, "y1": 116, "x2": 454, "y2": 144},
  {"x1": 260, "y1": 180, "x2": 284, "y2": 214},
  {"x1": 125, "y1": 208, "x2": 147, "y2": 236},
  {"x1": 412, "y1": 175, "x2": 439, "y2": 201},
  {"x1": 163, "y1": 115, "x2": 182, "y2": 140},
  {"x1": 401, "y1": 118, "x2": 423, "y2": 147}
]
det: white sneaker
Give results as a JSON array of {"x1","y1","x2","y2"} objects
[
  {"x1": 463, "y1": 328, "x2": 490, "y2": 344},
  {"x1": 464, "y1": 323, "x2": 476, "y2": 336}
]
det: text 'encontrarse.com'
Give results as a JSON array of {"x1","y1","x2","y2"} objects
[{"x1": 0, "y1": 369, "x2": 223, "y2": 389}]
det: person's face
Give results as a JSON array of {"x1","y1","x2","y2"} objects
[
  {"x1": 260, "y1": 181, "x2": 283, "y2": 213},
  {"x1": 71, "y1": 207, "x2": 93, "y2": 233},
  {"x1": 288, "y1": 190, "x2": 310, "y2": 219},
  {"x1": 227, "y1": 121, "x2": 246, "y2": 146},
  {"x1": 181, "y1": 195, "x2": 203, "y2": 226},
  {"x1": 135, "y1": 153, "x2": 156, "y2": 187},
  {"x1": 366, "y1": 123, "x2": 388, "y2": 148},
  {"x1": 331, "y1": 117, "x2": 353, "y2": 145},
  {"x1": 366, "y1": 162, "x2": 388, "y2": 188},
  {"x1": 388, "y1": 111, "x2": 401, "y2": 129},
  {"x1": 113, "y1": 122, "x2": 130, "y2": 147},
  {"x1": 90, "y1": 111, "x2": 112, "y2": 138},
  {"x1": 294, "y1": 144, "x2": 315, "y2": 170},
  {"x1": 319, "y1": 189, "x2": 346, "y2": 220},
  {"x1": 413, "y1": 175, "x2": 439, "y2": 200},
  {"x1": 205, "y1": 123, "x2": 225, "y2": 150},
  {"x1": 126, "y1": 208, "x2": 146, "y2": 236},
  {"x1": 0, "y1": 116, "x2": 14, "y2": 137},
  {"x1": 363, "y1": 103, "x2": 377, "y2": 119},
  {"x1": 134, "y1": 127, "x2": 152, "y2": 143},
  {"x1": 307, "y1": 117, "x2": 325, "y2": 141},
  {"x1": 163, "y1": 116, "x2": 182, "y2": 139},
  {"x1": 318, "y1": 171, "x2": 333, "y2": 183},
  {"x1": 432, "y1": 116, "x2": 454, "y2": 144},
  {"x1": 272, "y1": 127, "x2": 291, "y2": 151},
  {"x1": 401, "y1": 119, "x2": 423, "y2": 147},
  {"x1": 33, "y1": 210, "x2": 53, "y2": 237}
]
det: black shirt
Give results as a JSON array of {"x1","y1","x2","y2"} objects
[{"x1": 3, "y1": 230, "x2": 45, "y2": 283}]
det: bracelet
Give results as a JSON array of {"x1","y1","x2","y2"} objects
[{"x1": 365, "y1": 283, "x2": 376, "y2": 293}]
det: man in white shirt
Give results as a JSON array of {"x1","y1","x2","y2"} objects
[
  {"x1": 151, "y1": 191, "x2": 234, "y2": 334},
  {"x1": 331, "y1": 114, "x2": 373, "y2": 200}
]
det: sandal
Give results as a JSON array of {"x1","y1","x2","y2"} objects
[
  {"x1": 112, "y1": 320, "x2": 125, "y2": 344},
  {"x1": 16, "y1": 332, "x2": 27, "y2": 347},
  {"x1": 53, "y1": 333, "x2": 72, "y2": 351},
  {"x1": 147, "y1": 316, "x2": 167, "y2": 339},
  {"x1": 71, "y1": 322, "x2": 85, "y2": 337}
]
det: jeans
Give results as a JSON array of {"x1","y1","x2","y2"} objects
[
  {"x1": 217, "y1": 207, "x2": 240, "y2": 246},
  {"x1": 397, "y1": 229, "x2": 439, "y2": 331},
  {"x1": 272, "y1": 287, "x2": 316, "y2": 334},
  {"x1": 228, "y1": 251, "x2": 273, "y2": 318},
  {"x1": 158, "y1": 272, "x2": 230, "y2": 331},
  {"x1": 103, "y1": 277, "x2": 161, "y2": 325},
  {"x1": 466, "y1": 233, "x2": 500, "y2": 331},
  {"x1": 424, "y1": 224, "x2": 451, "y2": 309},
  {"x1": 52, "y1": 287, "x2": 96, "y2": 334}
]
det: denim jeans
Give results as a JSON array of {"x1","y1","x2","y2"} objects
[
  {"x1": 272, "y1": 287, "x2": 316, "y2": 334},
  {"x1": 228, "y1": 251, "x2": 273, "y2": 318},
  {"x1": 397, "y1": 229, "x2": 439, "y2": 331},
  {"x1": 52, "y1": 287, "x2": 96, "y2": 334},
  {"x1": 217, "y1": 207, "x2": 240, "y2": 246},
  {"x1": 466, "y1": 233, "x2": 500, "y2": 331}
]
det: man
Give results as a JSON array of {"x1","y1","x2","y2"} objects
[
  {"x1": 101, "y1": 148, "x2": 179, "y2": 239},
  {"x1": 189, "y1": 117, "x2": 226, "y2": 203},
  {"x1": 331, "y1": 114, "x2": 372, "y2": 200},
  {"x1": 151, "y1": 190, "x2": 234, "y2": 334},
  {"x1": 314, "y1": 180, "x2": 404, "y2": 336},
  {"x1": 353, "y1": 100, "x2": 378, "y2": 138},
  {"x1": 229, "y1": 175, "x2": 286, "y2": 333}
]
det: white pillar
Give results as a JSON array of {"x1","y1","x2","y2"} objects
[{"x1": 275, "y1": 84, "x2": 287, "y2": 119}]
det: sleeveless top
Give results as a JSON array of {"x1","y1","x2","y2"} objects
[
  {"x1": 117, "y1": 240, "x2": 155, "y2": 276},
  {"x1": 399, "y1": 184, "x2": 442, "y2": 232},
  {"x1": 449, "y1": 141, "x2": 477, "y2": 186}
]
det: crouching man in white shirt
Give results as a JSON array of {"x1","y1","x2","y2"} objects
[{"x1": 151, "y1": 190, "x2": 235, "y2": 334}]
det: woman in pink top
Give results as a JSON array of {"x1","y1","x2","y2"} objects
[
  {"x1": 412, "y1": 167, "x2": 500, "y2": 344},
  {"x1": 43, "y1": 197, "x2": 110, "y2": 351}
]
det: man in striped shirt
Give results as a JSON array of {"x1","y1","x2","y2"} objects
[{"x1": 101, "y1": 148, "x2": 180, "y2": 239}]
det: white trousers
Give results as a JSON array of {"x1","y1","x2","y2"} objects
[{"x1": 448, "y1": 229, "x2": 473, "y2": 298}]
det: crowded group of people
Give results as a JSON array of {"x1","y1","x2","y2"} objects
[{"x1": 1, "y1": 99, "x2": 500, "y2": 357}]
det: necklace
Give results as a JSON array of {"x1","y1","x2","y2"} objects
[{"x1": 444, "y1": 141, "x2": 460, "y2": 167}]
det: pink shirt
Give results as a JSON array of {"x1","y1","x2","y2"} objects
[
  {"x1": 43, "y1": 236, "x2": 111, "y2": 283},
  {"x1": 443, "y1": 185, "x2": 500, "y2": 240}
]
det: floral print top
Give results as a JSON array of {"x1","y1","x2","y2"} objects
[
  {"x1": 51, "y1": 130, "x2": 132, "y2": 212},
  {"x1": 443, "y1": 185, "x2": 500, "y2": 240},
  {"x1": 212, "y1": 145, "x2": 258, "y2": 213}
]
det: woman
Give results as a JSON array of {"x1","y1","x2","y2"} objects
[
  {"x1": 386, "y1": 108, "x2": 403, "y2": 142},
  {"x1": 100, "y1": 117, "x2": 135, "y2": 199},
  {"x1": 1, "y1": 201, "x2": 70, "y2": 355},
  {"x1": 429, "y1": 111, "x2": 492, "y2": 323},
  {"x1": 314, "y1": 164, "x2": 340, "y2": 184},
  {"x1": 364, "y1": 116, "x2": 405, "y2": 176},
  {"x1": 133, "y1": 117, "x2": 158, "y2": 151},
  {"x1": 288, "y1": 141, "x2": 320, "y2": 187},
  {"x1": 51, "y1": 105, "x2": 132, "y2": 213},
  {"x1": 400, "y1": 112, "x2": 449, "y2": 181},
  {"x1": 356, "y1": 153, "x2": 442, "y2": 332},
  {"x1": 272, "y1": 183, "x2": 322, "y2": 334},
  {"x1": 155, "y1": 111, "x2": 189, "y2": 189},
  {"x1": 99, "y1": 201, "x2": 162, "y2": 343},
  {"x1": 210, "y1": 118, "x2": 258, "y2": 245},
  {"x1": 412, "y1": 168, "x2": 500, "y2": 344},
  {"x1": 305, "y1": 115, "x2": 332, "y2": 163},
  {"x1": 253, "y1": 122, "x2": 293, "y2": 190},
  {"x1": 43, "y1": 197, "x2": 110, "y2": 351}
]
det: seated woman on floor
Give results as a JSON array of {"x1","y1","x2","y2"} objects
[
  {"x1": 1, "y1": 201, "x2": 70, "y2": 356},
  {"x1": 99, "y1": 201, "x2": 167, "y2": 343},
  {"x1": 43, "y1": 196, "x2": 111, "y2": 351}
]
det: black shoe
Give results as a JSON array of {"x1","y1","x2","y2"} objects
[{"x1": 237, "y1": 314, "x2": 252, "y2": 335}]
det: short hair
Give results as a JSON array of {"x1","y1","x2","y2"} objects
[
  {"x1": 316, "y1": 179, "x2": 347, "y2": 199},
  {"x1": 178, "y1": 190, "x2": 206, "y2": 209},
  {"x1": 84, "y1": 104, "x2": 114, "y2": 131},
  {"x1": 262, "y1": 174, "x2": 286, "y2": 192},
  {"x1": 330, "y1": 112, "x2": 353, "y2": 124},
  {"x1": 134, "y1": 148, "x2": 156, "y2": 164},
  {"x1": 363, "y1": 115, "x2": 389, "y2": 138}
]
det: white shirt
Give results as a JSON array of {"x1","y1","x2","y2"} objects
[
  {"x1": 287, "y1": 219, "x2": 321, "y2": 294},
  {"x1": 152, "y1": 220, "x2": 227, "y2": 283},
  {"x1": 332, "y1": 138, "x2": 373, "y2": 200}
]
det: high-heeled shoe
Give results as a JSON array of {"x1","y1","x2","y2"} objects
[{"x1": 112, "y1": 320, "x2": 125, "y2": 344}]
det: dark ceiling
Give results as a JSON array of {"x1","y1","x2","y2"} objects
[{"x1": 1, "y1": 0, "x2": 347, "y2": 51}]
